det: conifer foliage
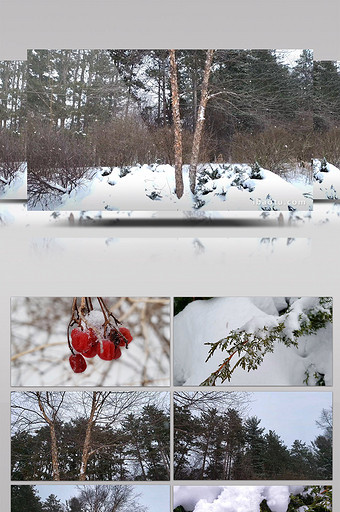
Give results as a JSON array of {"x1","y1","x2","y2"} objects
[
  {"x1": 11, "y1": 391, "x2": 170, "y2": 481},
  {"x1": 201, "y1": 297, "x2": 332, "y2": 386},
  {"x1": 174, "y1": 392, "x2": 332, "y2": 480}
]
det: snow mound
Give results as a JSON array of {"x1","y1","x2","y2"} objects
[
  {"x1": 314, "y1": 159, "x2": 340, "y2": 200},
  {"x1": 174, "y1": 486, "x2": 306, "y2": 512},
  {"x1": 174, "y1": 297, "x2": 332, "y2": 386},
  {"x1": 29, "y1": 163, "x2": 312, "y2": 211}
]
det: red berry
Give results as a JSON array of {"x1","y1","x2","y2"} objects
[
  {"x1": 71, "y1": 328, "x2": 90, "y2": 353},
  {"x1": 118, "y1": 327, "x2": 133, "y2": 346},
  {"x1": 88, "y1": 328, "x2": 98, "y2": 343},
  {"x1": 82, "y1": 341, "x2": 98, "y2": 358},
  {"x1": 69, "y1": 353, "x2": 87, "y2": 373},
  {"x1": 112, "y1": 345, "x2": 122, "y2": 360},
  {"x1": 97, "y1": 340, "x2": 121, "y2": 360}
]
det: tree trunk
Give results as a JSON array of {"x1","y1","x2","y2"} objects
[
  {"x1": 50, "y1": 424, "x2": 60, "y2": 480},
  {"x1": 189, "y1": 49, "x2": 215, "y2": 193},
  {"x1": 79, "y1": 392, "x2": 97, "y2": 480},
  {"x1": 169, "y1": 50, "x2": 184, "y2": 199},
  {"x1": 36, "y1": 392, "x2": 61, "y2": 480},
  {"x1": 200, "y1": 432, "x2": 211, "y2": 479}
]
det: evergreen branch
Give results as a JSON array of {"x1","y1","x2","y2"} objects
[{"x1": 201, "y1": 298, "x2": 332, "y2": 386}]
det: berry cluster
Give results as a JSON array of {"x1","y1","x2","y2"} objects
[{"x1": 69, "y1": 326, "x2": 133, "y2": 373}]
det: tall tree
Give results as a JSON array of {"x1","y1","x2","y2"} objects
[
  {"x1": 11, "y1": 391, "x2": 66, "y2": 480},
  {"x1": 11, "y1": 485, "x2": 43, "y2": 512},
  {"x1": 189, "y1": 49, "x2": 215, "y2": 193},
  {"x1": 42, "y1": 494, "x2": 64, "y2": 512},
  {"x1": 169, "y1": 49, "x2": 184, "y2": 198}
]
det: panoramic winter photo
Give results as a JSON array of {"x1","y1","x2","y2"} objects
[
  {"x1": 173, "y1": 391, "x2": 332, "y2": 480},
  {"x1": 173, "y1": 297, "x2": 332, "y2": 386},
  {"x1": 11, "y1": 391, "x2": 170, "y2": 481},
  {"x1": 12, "y1": 484, "x2": 170, "y2": 512},
  {"x1": 173, "y1": 485, "x2": 332, "y2": 512},
  {"x1": 11, "y1": 296, "x2": 170, "y2": 386},
  {"x1": 313, "y1": 60, "x2": 340, "y2": 200},
  {"x1": 26, "y1": 49, "x2": 312, "y2": 211},
  {"x1": 0, "y1": 60, "x2": 26, "y2": 199}
]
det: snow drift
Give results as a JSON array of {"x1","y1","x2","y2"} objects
[
  {"x1": 28, "y1": 163, "x2": 312, "y2": 211},
  {"x1": 314, "y1": 159, "x2": 340, "y2": 200},
  {"x1": 174, "y1": 297, "x2": 332, "y2": 386}
]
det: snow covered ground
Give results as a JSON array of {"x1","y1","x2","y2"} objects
[
  {"x1": 28, "y1": 163, "x2": 312, "y2": 211},
  {"x1": 174, "y1": 486, "x2": 324, "y2": 512},
  {"x1": 0, "y1": 162, "x2": 27, "y2": 200},
  {"x1": 174, "y1": 297, "x2": 332, "y2": 386},
  {"x1": 314, "y1": 159, "x2": 340, "y2": 199}
]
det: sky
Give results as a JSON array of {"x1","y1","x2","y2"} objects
[
  {"x1": 248, "y1": 391, "x2": 332, "y2": 447},
  {"x1": 35, "y1": 484, "x2": 170, "y2": 512}
]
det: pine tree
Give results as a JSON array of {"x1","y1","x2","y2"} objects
[{"x1": 11, "y1": 485, "x2": 42, "y2": 512}]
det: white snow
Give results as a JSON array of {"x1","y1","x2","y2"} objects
[
  {"x1": 174, "y1": 297, "x2": 332, "y2": 386},
  {"x1": 314, "y1": 159, "x2": 340, "y2": 200},
  {"x1": 28, "y1": 163, "x2": 312, "y2": 211},
  {"x1": 174, "y1": 486, "x2": 306, "y2": 512}
]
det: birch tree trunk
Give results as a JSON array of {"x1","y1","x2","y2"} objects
[
  {"x1": 49, "y1": 424, "x2": 60, "y2": 481},
  {"x1": 79, "y1": 391, "x2": 98, "y2": 480},
  {"x1": 36, "y1": 392, "x2": 61, "y2": 480},
  {"x1": 189, "y1": 49, "x2": 215, "y2": 193},
  {"x1": 169, "y1": 50, "x2": 184, "y2": 199}
]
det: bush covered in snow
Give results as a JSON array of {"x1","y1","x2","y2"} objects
[
  {"x1": 313, "y1": 158, "x2": 340, "y2": 200},
  {"x1": 174, "y1": 297, "x2": 332, "y2": 386},
  {"x1": 173, "y1": 486, "x2": 332, "y2": 512}
]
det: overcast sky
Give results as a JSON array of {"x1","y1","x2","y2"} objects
[
  {"x1": 248, "y1": 391, "x2": 332, "y2": 447},
  {"x1": 35, "y1": 484, "x2": 170, "y2": 512}
]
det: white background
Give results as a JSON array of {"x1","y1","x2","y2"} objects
[{"x1": 0, "y1": 0, "x2": 339, "y2": 510}]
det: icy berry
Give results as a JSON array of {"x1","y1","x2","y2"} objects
[
  {"x1": 71, "y1": 328, "x2": 90, "y2": 353},
  {"x1": 88, "y1": 328, "x2": 98, "y2": 343},
  {"x1": 118, "y1": 327, "x2": 133, "y2": 346},
  {"x1": 97, "y1": 340, "x2": 122, "y2": 360},
  {"x1": 82, "y1": 341, "x2": 98, "y2": 358},
  {"x1": 69, "y1": 353, "x2": 87, "y2": 373}
]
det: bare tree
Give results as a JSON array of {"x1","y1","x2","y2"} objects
[
  {"x1": 11, "y1": 391, "x2": 66, "y2": 480},
  {"x1": 174, "y1": 390, "x2": 252, "y2": 414},
  {"x1": 77, "y1": 485, "x2": 147, "y2": 512},
  {"x1": 169, "y1": 50, "x2": 184, "y2": 198},
  {"x1": 77, "y1": 391, "x2": 151, "y2": 480},
  {"x1": 189, "y1": 49, "x2": 215, "y2": 193}
]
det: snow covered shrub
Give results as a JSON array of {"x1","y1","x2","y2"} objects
[
  {"x1": 173, "y1": 486, "x2": 332, "y2": 512},
  {"x1": 201, "y1": 297, "x2": 332, "y2": 386},
  {"x1": 67, "y1": 297, "x2": 133, "y2": 373},
  {"x1": 27, "y1": 122, "x2": 96, "y2": 207},
  {"x1": 230, "y1": 166, "x2": 249, "y2": 189},
  {"x1": 0, "y1": 129, "x2": 25, "y2": 188},
  {"x1": 320, "y1": 157, "x2": 329, "y2": 172},
  {"x1": 250, "y1": 161, "x2": 264, "y2": 179},
  {"x1": 288, "y1": 486, "x2": 332, "y2": 511}
]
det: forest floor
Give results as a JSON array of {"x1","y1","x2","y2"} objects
[{"x1": 28, "y1": 163, "x2": 312, "y2": 211}]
